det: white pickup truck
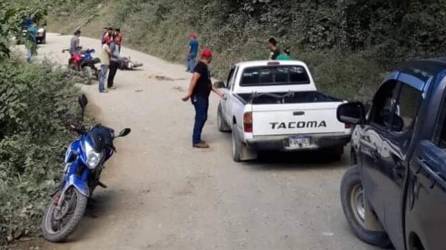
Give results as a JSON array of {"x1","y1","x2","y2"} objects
[{"x1": 215, "y1": 60, "x2": 351, "y2": 162}]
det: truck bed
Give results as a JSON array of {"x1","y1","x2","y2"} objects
[
  {"x1": 236, "y1": 91, "x2": 346, "y2": 136},
  {"x1": 236, "y1": 91, "x2": 340, "y2": 105}
]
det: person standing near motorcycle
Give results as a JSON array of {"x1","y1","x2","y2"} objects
[
  {"x1": 101, "y1": 27, "x2": 112, "y2": 45},
  {"x1": 115, "y1": 28, "x2": 123, "y2": 53},
  {"x1": 98, "y1": 39, "x2": 112, "y2": 93},
  {"x1": 186, "y1": 32, "x2": 199, "y2": 72},
  {"x1": 182, "y1": 48, "x2": 223, "y2": 148},
  {"x1": 107, "y1": 32, "x2": 121, "y2": 90},
  {"x1": 70, "y1": 29, "x2": 82, "y2": 55}
]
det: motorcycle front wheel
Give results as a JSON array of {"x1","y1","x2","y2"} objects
[{"x1": 41, "y1": 187, "x2": 88, "y2": 242}]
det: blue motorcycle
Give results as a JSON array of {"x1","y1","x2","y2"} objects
[
  {"x1": 62, "y1": 48, "x2": 101, "y2": 84},
  {"x1": 41, "y1": 95, "x2": 131, "y2": 242}
]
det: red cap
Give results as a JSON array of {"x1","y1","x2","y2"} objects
[
  {"x1": 189, "y1": 32, "x2": 198, "y2": 39},
  {"x1": 201, "y1": 48, "x2": 213, "y2": 58}
]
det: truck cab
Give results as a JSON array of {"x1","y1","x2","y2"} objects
[{"x1": 337, "y1": 58, "x2": 446, "y2": 250}]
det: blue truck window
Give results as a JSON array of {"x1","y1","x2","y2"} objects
[
  {"x1": 369, "y1": 80, "x2": 399, "y2": 128},
  {"x1": 440, "y1": 123, "x2": 446, "y2": 148},
  {"x1": 394, "y1": 84, "x2": 422, "y2": 132}
]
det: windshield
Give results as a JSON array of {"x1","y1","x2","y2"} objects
[
  {"x1": 87, "y1": 126, "x2": 114, "y2": 152},
  {"x1": 240, "y1": 65, "x2": 310, "y2": 86}
]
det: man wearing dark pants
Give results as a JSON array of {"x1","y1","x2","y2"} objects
[
  {"x1": 182, "y1": 48, "x2": 223, "y2": 148},
  {"x1": 107, "y1": 32, "x2": 120, "y2": 89}
]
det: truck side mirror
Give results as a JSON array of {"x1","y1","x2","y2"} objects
[
  {"x1": 213, "y1": 81, "x2": 226, "y2": 89},
  {"x1": 337, "y1": 102, "x2": 366, "y2": 125}
]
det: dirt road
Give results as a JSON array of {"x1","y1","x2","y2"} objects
[{"x1": 30, "y1": 33, "x2": 376, "y2": 250}]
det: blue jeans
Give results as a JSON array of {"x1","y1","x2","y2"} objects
[
  {"x1": 26, "y1": 48, "x2": 32, "y2": 63},
  {"x1": 192, "y1": 96, "x2": 209, "y2": 145},
  {"x1": 186, "y1": 54, "x2": 197, "y2": 72},
  {"x1": 99, "y1": 64, "x2": 109, "y2": 92}
]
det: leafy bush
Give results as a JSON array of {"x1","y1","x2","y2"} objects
[
  {"x1": 0, "y1": 1, "x2": 48, "y2": 59},
  {"x1": 0, "y1": 57, "x2": 84, "y2": 245}
]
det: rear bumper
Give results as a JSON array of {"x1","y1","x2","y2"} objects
[{"x1": 246, "y1": 133, "x2": 351, "y2": 151}]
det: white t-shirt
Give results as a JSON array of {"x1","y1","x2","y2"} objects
[{"x1": 99, "y1": 44, "x2": 111, "y2": 65}]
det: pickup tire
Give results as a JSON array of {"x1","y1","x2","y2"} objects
[
  {"x1": 231, "y1": 127, "x2": 257, "y2": 162},
  {"x1": 217, "y1": 104, "x2": 231, "y2": 132},
  {"x1": 340, "y1": 166, "x2": 392, "y2": 248},
  {"x1": 329, "y1": 145, "x2": 344, "y2": 161}
]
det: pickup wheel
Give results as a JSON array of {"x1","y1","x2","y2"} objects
[
  {"x1": 330, "y1": 145, "x2": 344, "y2": 161},
  {"x1": 232, "y1": 129, "x2": 243, "y2": 162},
  {"x1": 217, "y1": 104, "x2": 231, "y2": 132},
  {"x1": 341, "y1": 166, "x2": 392, "y2": 248},
  {"x1": 231, "y1": 127, "x2": 257, "y2": 162}
]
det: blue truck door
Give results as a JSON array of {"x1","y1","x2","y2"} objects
[
  {"x1": 406, "y1": 135, "x2": 446, "y2": 249},
  {"x1": 359, "y1": 79, "x2": 399, "y2": 216},
  {"x1": 379, "y1": 83, "x2": 422, "y2": 250},
  {"x1": 360, "y1": 79, "x2": 422, "y2": 250}
]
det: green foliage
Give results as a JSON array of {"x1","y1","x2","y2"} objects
[
  {"x1": 47, "y1": 0, "x2": 446, "y2": 100},
  {"x1": 0, "y1": 58, "x2": 83, "y2": 245},
  {"x1": 0, "y1": 1, "x2": 48, "y2": 59}
]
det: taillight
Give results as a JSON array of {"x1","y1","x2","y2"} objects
[
  {"x1": 243, "y1": 112, "x2": 253, "y2": 133},
  {"x1": 345, "y1": 123, "x2": 352, "y2": 129}
]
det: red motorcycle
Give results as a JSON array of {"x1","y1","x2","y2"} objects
[{"x1": 62, "y1": 49, "x2": 100, "y2": 84}]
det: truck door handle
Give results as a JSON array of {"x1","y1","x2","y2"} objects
[
  {"x1": 393, "y1": 162, "x2": 405, "y2": 179},
  {"x1": 415, "y1": 157, "x2": 437, "y2": 189},
  {"x1": 293, "y1": 111, "x2": 305, "y2": 116},
  {"x1": 360, "y1": 135, "x2": 371, "y2": 142},
  {"x1": 372, "y1": 148, "x2": 380, "y2": 161}
]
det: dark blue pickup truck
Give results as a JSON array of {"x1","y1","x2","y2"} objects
[{"x1": 337, "y1": 59, "x2": 446, "y2": 250}]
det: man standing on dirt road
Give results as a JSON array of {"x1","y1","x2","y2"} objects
[
  {"x1": 182, "y1": 48, "x2": 224, "y2": 148},
  {"x1": 107, "y1": 31, "x2": 121, "y2": 90},
  {"x1": 99, "y1": 39, "x2": 111, "y2": 93},
  {"x1": 25, "y1": 21, "x2": 38, "y2": 63},
  {"x1": 186, "y1": 33, "x2": 199, "y2": 72},
  {"x1": 70, "y1": 29, "x2": 82, "y2": 55},
  {"x1": 115, "y1": 28, "x2": 123, "y2": 52},
  {"x1": 101, "y1": 27, "x2": 113, "y2": 45}
]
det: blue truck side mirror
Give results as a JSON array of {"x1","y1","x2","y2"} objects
[{"x1": 337, "y1": 102, "x2": 366, "y2": 125}]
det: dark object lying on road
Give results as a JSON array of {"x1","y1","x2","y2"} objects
[{"x1": 119, "y1": 56, "x2": 143, "y2": 70}]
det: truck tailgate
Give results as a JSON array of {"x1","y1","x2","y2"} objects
[{"x1": 251, "y1": 102, "x2": 346, "y2": 136}]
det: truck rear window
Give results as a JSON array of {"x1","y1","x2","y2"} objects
[{"x1": 240, "y1": 66, "x2": 310, "y2": 86}]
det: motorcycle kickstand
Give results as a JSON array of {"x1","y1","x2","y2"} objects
[{"x1": 98, "y1": 181, "x2": 107, "y2": 189}]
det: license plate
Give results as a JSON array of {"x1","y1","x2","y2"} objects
[{"x1": 288, "y1": 136, "x2": 311, "y2": 148}]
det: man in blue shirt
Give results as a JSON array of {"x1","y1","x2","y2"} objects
[
  {"x1": 186, "y1": 33, "x2": 199, "y2": 72},
  {"x1": 25, "y1": 21, "x2": 38, "y2": 63}
]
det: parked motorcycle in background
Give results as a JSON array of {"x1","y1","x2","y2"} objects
[
  {"x1": 41, "y1": 95, "x2": 131, "y2": 242},
  {"x1": 62, "y1": 49, "x2": 101, "y2": 84}
]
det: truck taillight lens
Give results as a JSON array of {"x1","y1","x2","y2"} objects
[
  {"x1": 243, "y1": 112, "x2": 253, "y2": 133},
  {"x1": 345, "y1": 123, "x2": 352, "y2": 129}
]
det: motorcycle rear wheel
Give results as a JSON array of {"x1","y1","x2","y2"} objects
[{"x1": 41, "y1": 187, "x2": 88, "y2": 242}]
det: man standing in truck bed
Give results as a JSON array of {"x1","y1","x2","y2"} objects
[{"x1": 268, "y1": 37, "x2": 281, "y2": 60}]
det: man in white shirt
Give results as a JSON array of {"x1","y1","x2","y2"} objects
[{"x1": 98, "y1": 40, "x2": 111, "y2": 93}]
